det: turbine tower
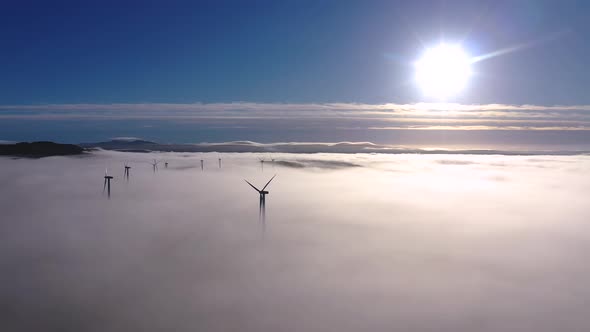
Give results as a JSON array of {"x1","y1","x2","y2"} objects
[
  {"x1": 103, "y1": 169, "x2": 113, "y2": 198},
  {"x1": 124, "y1": 163, "x2": 131, "y2": 180},
  {"x1": 200, "y1": 159, "x2": 204, "y2": 171},
  {"x1": 218, "y1": 156, "x2": 222, "y2": 169},
  {"x1": 244, "y1": 174, "x2": 276, "y2": 231}
]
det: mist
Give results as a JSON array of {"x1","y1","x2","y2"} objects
[{"x1": 1, "y1": 151, "x2": 589, "y2": 331}]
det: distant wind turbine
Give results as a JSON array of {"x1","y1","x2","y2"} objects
[
  {"x1": 259, "y1": 158, "x2": 265, "y2": 171},
  {"x1": 103, "y1": 169, "x2": 113, "y2": 198},
  {"x1": 200, "y1": 159, "x2": 204, "y2": 171},
  {"x1": 165, "y1": 161, "x2": 169, "y2": 168},
  {"x1": 218, "y1": 156, "x2": 222, "y2": 169},
  {"x1": 244, "y1": 174, "x2": 276, "y2": 231},
  {"x1": 124, "y1": 163, "x2": 131, "y2": 180},
  {"x1": 150, "y1": 159, "x2": 160, "y2": 172}
]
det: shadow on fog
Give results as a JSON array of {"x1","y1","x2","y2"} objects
[{"x1": 274, "y1": 159, "x2": 361, "y2": 169}]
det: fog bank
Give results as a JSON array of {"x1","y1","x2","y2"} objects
[{"x1": 1, "y1": 151, "x2": 589, "y2": 331}]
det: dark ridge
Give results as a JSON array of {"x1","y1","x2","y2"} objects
[
  {"x1": 111, "y1": 149, "x2": 153, "y2": 153},
  {"x1": 0, "y1": 141, "x2": 85, "y2": 157}
]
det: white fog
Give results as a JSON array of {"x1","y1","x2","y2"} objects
[{"x1": 1, "y1": 150, "x2": 590, "y2": 331}]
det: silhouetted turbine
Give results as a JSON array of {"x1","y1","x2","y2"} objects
[
  {"x1": 124, "y1": 163, "x2": 131, "y2": 181},
  {"x1": 218, "y1": 157, "x2": 222, "y2": 169},
  {"x1": 245, "y1": 174, "x2": 276, "y2": 232},
  {"x1": 200, "y1": 159, "x2": 204, "y2": 171},
  {"x1": 269, "y1": 155, "x2": 276, "y2": 168},
  {"x1": 165, "y1": 161, "x2": 169, "y2": 168},
  {"x1": 103, "y1": 169, "x2": 113, "y2": 198}
]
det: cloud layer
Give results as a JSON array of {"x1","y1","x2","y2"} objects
[
  {"x1": 1, "y1": 151, "x2": 590, "y2": 331},
  {"x1": 3, "y1": 102, "x2": 590, "y2": 131}
]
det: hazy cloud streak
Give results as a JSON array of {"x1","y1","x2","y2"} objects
[{"x1": 3, "y1": 102, "x2": 590, "y2": 131}]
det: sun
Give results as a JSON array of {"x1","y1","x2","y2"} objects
[{"x1": 414, "y1": 43, "x2": 472, "y2": 100}]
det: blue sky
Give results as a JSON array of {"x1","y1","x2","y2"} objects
[{"x1": 2, "y1": 0, "x2": 590, "y2": 147}]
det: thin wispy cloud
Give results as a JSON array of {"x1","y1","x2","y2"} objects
[
  {"x1": 368, "y1": 126, "x2": 590, "y2": 131},
  {"x1": 2, "y1": 102, "x2": 590, "y2": 131},
  {"x1": 4, "y1": 102, "x2": 590, "y2": 113}
]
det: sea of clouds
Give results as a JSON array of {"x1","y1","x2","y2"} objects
[{"x1": 1, "y1": 150, "x2": 589, "y2": 331}]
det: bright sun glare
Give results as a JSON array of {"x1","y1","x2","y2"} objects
[{"x1": 415, "y1": 43, "x2": 472, "y2": 100}]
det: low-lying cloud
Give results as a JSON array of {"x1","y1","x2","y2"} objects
[{"x1": 1, "y1": 151, "x2": 590, "y2": 331}]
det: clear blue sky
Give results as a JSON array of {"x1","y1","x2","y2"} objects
[
  {"x1": 3, "y1": 0, "x2": 590, "y2": 105},
  {"x1": 2, "y1": 0, "x2": 590, "y2": 147}
]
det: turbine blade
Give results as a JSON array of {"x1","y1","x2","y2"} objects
[
  {"x1": 244, "y1": 180, "x2": 261, "y2": 192},
  {"x1": 262, "y1": 174, "x2": 276, "y2": 191},
  {"x1": 103, "y1": 179, "x2": 107, "y2": 192}
]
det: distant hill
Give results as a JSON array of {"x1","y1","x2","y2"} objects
[
  {"x1": 0, "y1": 141, "x2": 85, "y2": 157},
  {"x1": 80, "y1": 139, "x2": 159, "y2": 152},
  {"x1": 0, "y1": 138, "x2": 583, "y2": 156},
  {"x1": 79, "y1": 139, "x2": 590, "y2": 155}
]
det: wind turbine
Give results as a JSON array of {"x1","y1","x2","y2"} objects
[
  {"x1": 244, "y1": 174, "x2": 276, "y2": 231},
  {"x1": 124, "y1": 163, "x2": 131, "y2": 180},
  {"x1": 259, "y1": 158, "x2": 265, "y2": 171},
  {"x1": 269, "y1": 155, "x2": 276, "y2": 168},
  {"x1": 103, "y1": 169, "x2": 113, "y2": 198},
  {"x1": 218, "y1": 156, "x2": 222, "y2": 169},
  {"x1": 164, "y1": 161, "x2": 169, "y2": 168},
  {"x1": 150, "y1": 159, "x2": 160, "y2": 172},
  {"x1": 200, "y1": 159, "x2": 204, "y2": 171}
]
